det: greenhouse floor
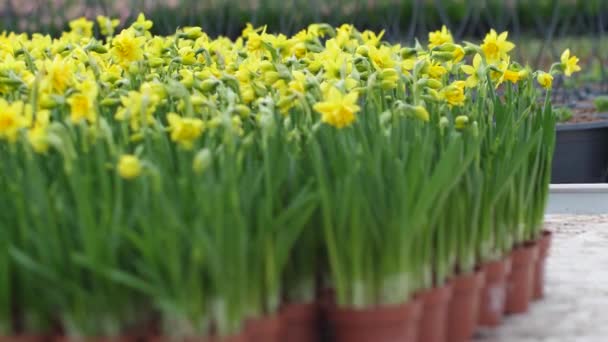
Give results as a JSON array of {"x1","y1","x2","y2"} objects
[{"x1": 476, "y1": 215, "x2": 608, "y2": 342}]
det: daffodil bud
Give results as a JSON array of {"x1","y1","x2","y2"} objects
[
  {"x1": 431, "y1": 51, "x2": 454, "y2": 62},
  {"x1": 128, "y1": 63, "x2": 140, "y2": 74},
  {"x1": 417, "y1": 78, "x2": 442, "y2": 89},
  {"x1": 471, "y1": 121, "x2": 479, "y2": 137},
  {"x1": 275, "y1": 64, "x2": 292, "y2": 80},
  {"x1": 234, "y1": 104, "x2": 251, "y2": 117},
  {"x1": 87, "y1": 43, "x2": 108, "y2": 54},
  {"x1": 380, "y1": 80, "x2": 396, "y2": 90},
  {"x1": 433, "y1": 43, "x2": 457, "y2": 52},
  {"x1": 455, "y1": 115, "x2": 469, "y2": 129},
  {"x1": 380, "y1": 110, "x2": 392, "y2": 127},
  {"x1": 413, "y1": 105, "x2": 430, "y2": 122},
  {"x1": 148, "y1": 57, "x2": 165, "y2": 67},
  {"x1": 439, "y1": 116, "x2": 449, "y2": 134},
  {"x1": 181, "y1": 27, "x2": 203, "y2": 40},
  {"x1": 192, "y1": 148, "x2": 212, "y2": 174},
  {"x1": 379, "y1": 68, "x2": 399, "y2": 80},
  {"x1": 356, "y1": 45, "x2": 369, "y2": 56},
  {"x1": 100, "y1": 98, "x2": 121, "y2": 106},
  {"x1": 263, "y1": 71, "x2": 280, "y2": 84},
  {"x1": 201, "y1": 79, "x2": 220, "y2": 92},
  {"x1": 414, "y1": 58, "x2": 428, "y2": 76},
  {"x1": 259, "y1": 60, "x2": 275, "y2": 72},
  {"x1": 400, "y1": 47, "x2": 417, "y2": 59}
]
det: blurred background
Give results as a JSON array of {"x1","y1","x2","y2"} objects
[{"x1": 1, "y1": 0, "x2": 607, "y2": 106}]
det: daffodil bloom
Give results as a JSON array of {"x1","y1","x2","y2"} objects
[
  {"x1": 68, "y1": 93, "x2": 97, "y2": 124},
  {"x1": 118, "y1": 154, "x2": 142, "y2": 180},
  {"x1": 368, "y1": 45, "x2": 396, "y2": 70},
  {"x1": 69, "y1": 17, "x2": 94, "y2": 38},
  {"x1": 461, "y1": 54, "x2": 483, "y2": 88},
  {"x1": 560, "y1": 49, "x2": 581, "y2": 77},
  {"x1": 428, "y1": 26, "x2": 453, "y2": 49},
  {"x1": 537, "y1": 71, "x2": 553, "y2": 89},
  {"x1": 0, "y1": 99, "x2": 30, "y2": 142},
  {"x1": 167, "y1": 113, "x2": 205, "y2": 149},
  {"x1": 41, "y1": 56, "x2": 74, "y2": 94},
  {"x1": 426, "y1": 60, "x2": 447, "y2": 80},
  {"x1": 501, "y1": 68, "x2": 521, "y2": 84},
  {"x1": 97, "y1": 16, "x2": 120, "y2": 37},
  {"x1": 313, "y1": 87, "x2": 360, "y2": 129},
  {"x1": 131, "y1": 13, "x2": 153, "y2": 32},
  {"x1": 481, "y1": 29, "x2": 515, "y2": 63},
  {"x1": 111, "y1": 29, "x2": 146, "y2": 67},
  {"x1": 442, "y1": 81, "x2": 467, "y2": 107}
]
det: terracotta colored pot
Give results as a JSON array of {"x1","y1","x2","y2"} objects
[
  {"x1": 148, "y1": 334, "x2": 245, "y2": 342},
  {"x1": 205, "y1": 333, "x2": 247, "y2": 342},
  {"x1": 478, "y1": 257, "x2": 511, "y2": 327},
  {"x1": 505, "y1": 242, "x2": 539, "y2": 314},
  {"x1": 532, "y1": 230, "x2": 553, "y2": 300},
  {"x1": 246, "y1": 314, "x2": 281, "y2": 342},
  {"x1": 328, "y1": 299, "x2": 421, "y2": 342},
  {"x1": 53, "y1": 337, "x2": 136, "y2": 342},
  {"x1": 281, "y1": 302, "x2": 320, "y2": 342},
  {"x1": 446, "y1": 269, "x2": 485, "y2": 342},
  {"x1": 416, "y1": 283, "x2": 452, "y2": 342},
  {"x1": 0, "y1": 336, "x2": 49, "y2": 342}
]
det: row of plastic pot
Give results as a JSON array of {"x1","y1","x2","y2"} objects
[{"x1": 2, "y1": 230, "x2": 552, "y2": 342}]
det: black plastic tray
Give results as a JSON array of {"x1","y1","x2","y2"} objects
[{"x1": 551, "y1": 114, "x2": 608, "y2": 183}]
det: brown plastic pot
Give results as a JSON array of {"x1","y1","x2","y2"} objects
[
  {"x1": 505, "y1": 242, "x2": 539, "y2": 314},
  {"x1": 328, "y1": 298, "x2": 421, "y2": 342},
  {"x1": 149, "y1": 333, "x2": 245, "y2": 342},
  {"x1": 446, "y1": 269, "x2": 485, "y2": 342},
  {"x1": 280, "y1": 302, "x2": 320, "y2": 342},
  {"x1": 53, "y1": 337, "x2": 136, "y2": 342},
  {"x1": 416, "y1": 283, "x2": 452, "y2": 342},
  {"x1": 0, "y1": 336, "x2": 49, "y2": 342},
  {"x1": 246, "y1": 314, "x2": 281, "y2": 342},
  {"x1": 205, "y1": 333, "x2": 247, "y2": 342},
  {"x1": 478, "y1": 257, "x2": 512, "y2": 327},
  {"x1": 532, "y1": 230, "x2": 553, "y2": 300}
]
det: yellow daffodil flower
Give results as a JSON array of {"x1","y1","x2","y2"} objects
[
  {"x1": 428, "y1": 26, "x2": 454, "y2": 49},
  {"x1": 118, "y1": 154, "x2": 142, "y2": 180},
  {"x1": 481, "y1": 29, "x2": 515, "y2": 63},
  {"x1": 167, "y1": 113, "x2": 205, "y2": 149},
  {"x1": 560, "y1": 49, "x2": 581, "y2": 77},
  {"x1": 537, "y1": 71, "x2": 553, "y2": 89},
  {"x1": 313, "y1": 87, "x2": 360, "y2": 129}
]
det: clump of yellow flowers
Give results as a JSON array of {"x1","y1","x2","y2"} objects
[{"x1": 0, "y1": 15, "x2": 581, "y2": 182}]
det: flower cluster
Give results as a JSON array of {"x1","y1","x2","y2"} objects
[{"x1": 0, "y1": 15, "x2": 579, "y2": 168}]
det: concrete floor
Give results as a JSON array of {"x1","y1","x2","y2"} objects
[{"x1": 476, "y1": 215, "x2": 608, "y2": 342}]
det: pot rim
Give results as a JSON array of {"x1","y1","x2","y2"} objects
[{"x1": 557, "y1": 113, "x2": 608, "y2": 131}]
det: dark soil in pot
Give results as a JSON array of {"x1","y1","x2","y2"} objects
[
  {"x1": 446, "y1": 269, "x2": 485, "y2": 342},
  {"x1": 416, "y1": 283, "x2": 452, "y2": 342},
  {"x1": 280, "y1": 302, "x2": 320, "y2": 342},
  {"x1": 328, "y1": 298, "x2": 421, "y2": 342},
  {"x1": 478, "y1": 257, "x2": 511, "y2": 327},
  {"x1": 533, "y1": 230, "x2": 553, "y2": 300},
  {"x1": 505, "y1": 242, "x2": 539, "y2": 314}
]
